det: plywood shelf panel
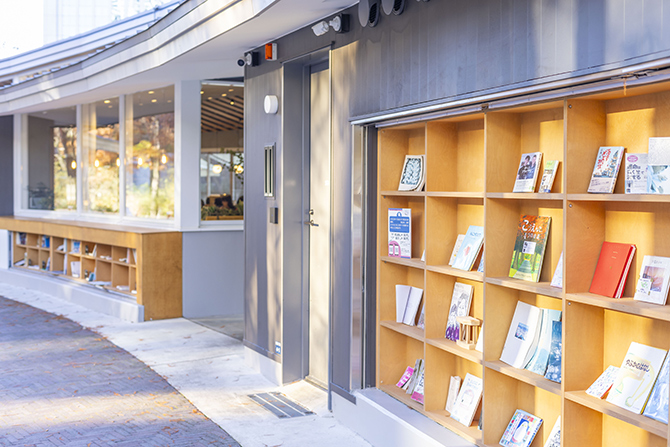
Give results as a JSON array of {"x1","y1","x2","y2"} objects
[
  {"x1": 426, "y1": 265, "x2": 483, "y2": 282},
  {"x1": 425, "y1": 409, "x2": 483, "y2": 445},
  {"x1": 379, "y1": 320, "x2": 425, "y2": 342},
  {"x1": 484, "y1": 360, "x2": 561, "y2": 395},
  {"x1": 568, "y1": 193, "x2": 670, "y2": 203},
  {"x1": 485, "y1": 277, "x2": 564, "y2": 299},
  {"x1": 565, "y1": 391, "x2": 668, "y2": 439},
  {"x1": 567, "y1": 293, "x2": 670, "y2": 322},
  {"x1": 426, "y1": 191, "x2": 484, "y2": 199},
  {"x1": 426, "y1": 337, "x2": 482, "y2": 364},
  {"x1": 486, "y1": 192, "x2": 564, "y2": 201},
  {"x1": 380, "y1": 190, "x2": 426, "y2": 197},
  {"x1": 380, "y1": 256, "x2": 425, "y2": 270}
]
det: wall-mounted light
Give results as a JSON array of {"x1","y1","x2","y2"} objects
[
  {"x1": 312, "y1": 13, "x2": 350, "y2": 36},
  {"x1": 264, "y1": 95, "x2": 279, "y2": 114}
]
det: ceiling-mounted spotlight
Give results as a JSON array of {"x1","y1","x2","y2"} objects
[
  {"x1": 359, "y1": 0, "x2": 380, "y2": 27},
  {"x1": 382, "y1": 0, "x2": 405, "y2": 15},
  {"x1": 312, "y1": 13, "x2": 350, "y2": 36}
]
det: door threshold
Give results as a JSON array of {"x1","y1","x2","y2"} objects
[{"x1": 304, "y1": 375, "x2": 328, "y2": 391}]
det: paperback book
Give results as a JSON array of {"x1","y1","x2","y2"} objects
[
  {"x1": 525, "y1": 309, "x2": 562, "y2": 376},
  {"x1": 388, "y1": 208, "x2": 411, "y2": 258},
  {"x1": 500, "y1": 301, "x2": 543, "y2": 369},
  {"x1": 606, "y1": 341, "x2": 667, "y2": 414},
  {"x1": 625, "y1": 153, "x2": 648, "y2": 194},
  {"x1": 448, "y1": 234, "x2": 466, "y2": 266},
  {"x1": 445, "y1": 282, "x2": 474, "y2": 341},
  {"x1": 648, "y1": 138, "x2": 670, "y2": 194},
  {"x1": 445, "y1": 375, "x2": 462, "y2": 413},
  {"x1": 450, "y1": 373, "x2": 482, "y2": 427},
  {"x1": 550, "y1": 252, "x2": 563, "y2": 288},
  {"x1": 406, "y1": 359, "x2": 424, "y2": 396},
  {"x1": 643, "y1": 354, "x2": 670, "y2": 424},
  {"x1": 648, "y1": 137, "x2": 670, "y2": 165},
  {"x1": 398, "y1": 155, "x2": 425, "y2": 192},
  {"x1": 508, "y1": 215, "x2": 551, "y2": 282},
  {"x1": 634, "y1": 256, "x2": 670, "y2": 305},
  {"x1": 543, "y1": 416, "x2": 561, "y2": 447},
  {"x1": 513, "y1": 152, "x2": 543, "y2": 193},
  {"x1": 396, "y1": 366, "x2": 414, "y2": 388},
  {"x1": 587, "y1": 146, "x2": 624, "y2": 193},
  {"x1": 499, "y1": 409, "x2": 543, "y2": 447},
  {"x1": 544, "y1": 320, "x2": 562, "y2": 383},
  {"x1": 585, "y1": 365, "x2": 619, "y2": 399},
  {"x1": 410, "y1": 368, "x2": 425, "y2": 404},
  {"x1": 589, "y1": 242, "x2": 636, "y2": 299},
  {"x1": 395, "y1": 285, "x2": 424, "y2": 326},
  {"x1": 538, "y1": 160, "x2": 559, "y2": 193},
  {"x1": 16, "y1": 232, "x2": 27, "y2": 245},
  {"x1": 452, "y1": 225, "x2": 484, "y2": 271}
]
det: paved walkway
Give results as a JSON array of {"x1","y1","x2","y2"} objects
[
  {"x1": 0, "y1": 283, "x2": 371, "y2": 447},
  {"x1": 0, "y1": 297, "x2": 240, "y2": 447}
]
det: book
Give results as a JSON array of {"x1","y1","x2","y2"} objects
[
  {"x1": 402, "y1": 359, "x2": 422, "y2": 391},
  {"x1": 648, "y1": 137, "x2": 670, "y2": 165},
  {"x1": 625, "y1": 153, "x2": 648, "y2": 194},
  {"x1": 70, "y1": 261, "x2": 81, "y2": 278},
  {"x1": 508, "y1": 215, "x2": 551, "y2": 282},
  {"x1": 550, "y1": 251, "x2": 563, "y2": 288},
  {"x1": 396, "y1": 285, "x2": 412, "y2": 323},
  {"x1": 405, "y1": 359, "x2": 424, "y2": 394},
  {"x1": 445, "y1": 282, "x2": 474, "y2": 341},
  {"x1": 607, "y1": 342, "x2": 667, "y2": 414},
  {"x1": 513, "y1": 152, "x2": 543, "y2": 193},
  {"x1": 416, "y1": 302, "x2": 426, "y2": 330},
  {"x1": 544, "y1": 320, "x2": 562, "y2": 383},
  {"x1": 586, "y1": 365, "x2": 619, "y2": 399},
  {"x1": 398, "y1": 155, "x2": 425, "y2": 191},
  {"x1": 388, "y1": 208, "x2": 412, "y2": 258},
  {"x1": 634, "y1": 256, "x2": 670, "y2": 305},
  {"x1": 41, "y1": 235, "x2": 50, "y2": 248},
  {"x1": 500, "y1": 301, "x2": 543, "y2": 369},
  {"x1": 499, "y1": 409, "x2": 542, "y2": 447},
  {"x1": 452, "y1": 225, "x2": 484, "y2": 271},
  {"x1": 587, "y1": 146, "x2": 624, "y2": 193},
  {"x1": 16, "y1": 232, "x2": 27, "y2": 245},
  {"x1": 71, "y1": 240, "x2": 81, "y2": 255},
  {"x1": 450, "y1": 373, "x2": 482, "y2": 427},
  {"x1": 643, "y1": 354, "x2": 670, "y2": 424},
  {"x1": 445, "y1": 375, "x2": 462, "y2": 413},
  {"x1": 410, "y1": 368, "x2": 425, "y2": 404},
  {"x1": 448, "y1": 234, "x2": 466, "y2": 266},
  {"x1": 402, "y1": 287, "x2": 424, "y2": 326},
  {"x1": 647, "y1": 165, "x2": 670, "y2": 194},
  {"x1": 525, "y1": 309, "x2": 562, "y2": 376},
  {"x1": 589, "y1": 242, "x2": 636, "y2": 298},
  {"x1": 475, "y1": 323, "x2": 484, "y2": 352},
  {"x1": 543, "y1": 416, "x2": 561, "y2": 447},
  {"x1": 538, "y1": 160, "x2": 559, "y2": 193},
  {"x1": 56, "y1": 239, "x2": 67, "y2": 252},
  {"x1": 396, "y1": 366, "x2": 415, "y2": 388}
]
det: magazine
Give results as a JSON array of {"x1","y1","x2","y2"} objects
[
  {"x1": 388, "y1": 208, "x2": 411, "y2": 258},
  {"x1": 445, "y1": 282, "x2": 474, "y2": 341},
  {"x1": 587, "y1": 146, "x2": 624, "y2": 193},
  {"x1": 643, "y1": 354, "x2": 670, "y2": 424},
  {"x1": 452, "y1": 225, "x2": 484, "y2": 271},
  {"x1": 398, "y1": 155, "x2": 425, "y2": 191},
  {"x1": 508, "y1": 215, "x2": 551, "y2": 282},
  {"x1": 513, "y1": 152, "x2": 543, "y2": 193},
  {"x1": 538, "y1": 160, "x2": 559, "y2": 193},
  {"x1": 625, "y1": 153, "x2": 648, "y2": 194},
  {"x1": 499, "y1": 409, "x2": 543, "y2": 447},
  {"x1": 634, "y1": 256, "x2": 670, "y2": 305}
]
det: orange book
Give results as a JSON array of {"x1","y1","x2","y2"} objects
[{"x1": 589, "y1": 242, "x2": 636, "y2": 298}]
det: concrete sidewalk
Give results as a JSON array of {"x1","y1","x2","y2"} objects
[{"x1": 0, "y1": 283, "x2": 371, "y2": 447}]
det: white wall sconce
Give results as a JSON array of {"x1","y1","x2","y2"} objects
[
  {"x1": 312, "y1": 14, "x2": 350, "y2": 36},
  {"x1": 264, "y1": 95, "x2": 279, "y2": 114}
]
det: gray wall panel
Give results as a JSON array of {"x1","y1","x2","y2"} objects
[
  {"x1": 182, "y1": 230, "x2": 244, "y2": 318},
  {"x1": 0, "y1": 116, "x2": 12, "y2": 216}
]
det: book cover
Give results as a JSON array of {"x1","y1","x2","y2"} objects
[
  {"x1": 625, "y1": 153, "x2": 648, "y2": 194},
  {"x1": 607, "y1": 342, "x2": 667, "y2": 414},
  {"x1": 587, "y1": 146, "x2": 624, "y2": 193},
  {"x1": 525, "y1": 309, "x2": 562, "y2": 376},
  {"x1": 452, "y1": 225, "x2": 484, "y2": 271},
  {"x1": 508, "y1": 215, "x2": 551, "y2": 282},
  {"x1": 417, "y1": 302, "x2": 426, "y2": 330},
  {"x1": 647, "y1": 165, "x2": 670, "y2": 194},
  {"x1": 499, "y1": 409, "x2": 543, "y2": 447},
  {"x1": 475, "y1": 323, "x2": 484, "y2": 353},
  {"x1": 513, "y1": 152, "x2": 543, "y2": 193},
  {"x1": 589, "y1": 242, "x2": 636, "y2": 298},
  {"x1": 543, "y1": 416, "x2": 561, "y2": 447},
  {"x1": 406, "y1": 359, "x2": 424, "y2": 395},
  {"x1": 410, "y1": 369, "x2": 425, "y2": 404},
  {"x1": 538, "y1": 160, "x2": 559, "y2": 193},
  {"x1": 450, "y1": 373, "x2": 482, "y2": 427},
  {"x1": 448, "y1": 234, "x2": 466, "y2": 266},
  {"x1": 402, "y1": 287, "x2": 424, "y2": 326},
  {"x1": 396, "y1": 285, "x2": 412, "y2": 323},
  {"x1": 398, "y1": 155, "x2": 425, "y2": 191},
  {"x1": 643, "y1": 354, "x2": 670, "y2": 424},
  {"x1": 550, "y1": 252, "x2": 563, "y2": 288},
  {"x1": 445, "y1": 375, "x2": 462, "y2": 413},
  {"x1": 634, "y1": 256, "x2": 670, "y2": 305},
  {"x1": 586, "y1": 365, "x2": 619, "y2": 399},
  {"x1": 544, "y1": 320, "x2": 562, "y2": 383},
  {"x1": 396, "y1": 366, "x2": 414, "y2": 388},
  {"x1": 445, "y1": 282, "x2": 474, "y2": 341},
  {"x1": 500, "y1": 301, "x2": 543, "y2": 369},
  {"x1": 71, "y1": 240, "x2": 81, "y2": 255},
  {"x1": 388, "y1": 208, "x2": 412, "y2": 258},
  {"x1": 648, "y1": 137, "x2": 670, "y2": 165}
]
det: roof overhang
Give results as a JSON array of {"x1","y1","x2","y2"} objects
[{"x1": 0, "y1": 0, "x2": 356, "y2": 115}]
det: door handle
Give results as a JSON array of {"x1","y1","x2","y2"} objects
[{"x1": 305, "y1": 209, "x2": 319, "y2": 227}]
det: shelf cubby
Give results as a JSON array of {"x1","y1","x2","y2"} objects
[
  {"x1": 378, "y1": 123, "x2": 426, "y2": 192},
  {"x1": 426, "y1": 115, "x2": 484, "y2": 194},
  {"x1": 425, "y1": 270, "x2": 482, "y2": 341},
  {"x1": 378, "y1": 326, "x2": 425, "y2": 389},
  {"x1": 380, "y1": 195, "x2": 425, "y2": 260}
]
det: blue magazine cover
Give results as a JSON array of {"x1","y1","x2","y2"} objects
[
  {"x1": 544, "y1": 320, "x2": 562, "y2": 383},
  {"x1": 643, "y1": 353, "x2": 670, "y2": 424}
]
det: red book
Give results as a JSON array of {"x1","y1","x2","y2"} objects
[{"x1": 589, "y1": 242, "x2": 636, "y2": 298}]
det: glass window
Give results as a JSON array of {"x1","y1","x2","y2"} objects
[
  {"x1": 126, "y1": 86, "x2": 175, "y2": 219},
  {"x1": 200, "y1": 83, "x2": 244, "y2": 221},
  {"x1": 83, "y1": 98, "x2": 120, "y2": 213},
  {"x1": 27, "y1": 107, "x2": 77, "y2": 211}
]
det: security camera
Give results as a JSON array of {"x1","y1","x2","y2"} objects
[{"x1": 237, "y1": 59, "x2": 245, "y2": 67}]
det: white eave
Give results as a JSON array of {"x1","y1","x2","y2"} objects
[{"x1": 0, "y1": 0, "x2": 357, "y2": 115}]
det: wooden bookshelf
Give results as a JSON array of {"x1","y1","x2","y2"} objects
[
  {"x1": 1, "y1": 217, "x2": 182, "y2": 321},
  {"x1": 376, "y1": 85, "x2": 670, "y2": 446}
]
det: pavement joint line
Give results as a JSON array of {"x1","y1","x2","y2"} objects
[{"x1": 146, "y1": 353, "x2": 241, "y2": 367}]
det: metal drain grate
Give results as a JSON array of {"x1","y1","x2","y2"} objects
[{"x1": 248, "y1": 392, "x2": 315, "y2": 418}]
